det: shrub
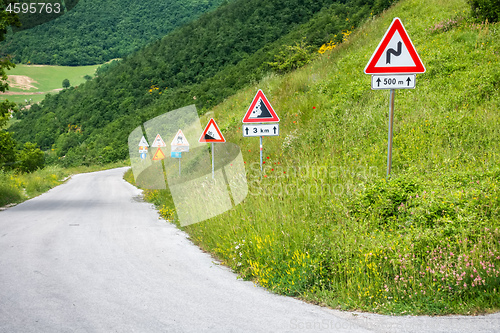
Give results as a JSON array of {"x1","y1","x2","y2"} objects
[
  {"x1": 268, "y1": 39, "x2": 314, "y2": 74},
  {"x1": 17, "y1": 142, "x2": 45, "y2": 173},
  {"x1": 468, "y1": 0, "x2": 500, "y2": 22}
]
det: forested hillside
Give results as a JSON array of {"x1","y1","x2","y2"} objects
[
  {"x1": 1, "y1": 0, "x2": 226, "y2": 65},
  {"x1": 10, "y1": 0, "x2": 394, "y2": 166}
]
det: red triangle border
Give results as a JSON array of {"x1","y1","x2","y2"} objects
[
  {"x1": 242, "y1": 89, "x2": 280, "y2": 123},
  {"x1": 364, "y1": 18, "x2": 425, "y2": 74},
  {"x1": 199, "y1": 118, "x2": 226, "y2": 143}
]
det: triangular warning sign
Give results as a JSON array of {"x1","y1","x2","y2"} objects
[
  {"x1": 138, "y1": 136, "x2": 149, "y2": 147},
  {"x1": 151, "y1": 134, "x2": 166, "y2": 147},
  {"x1": 242, "y1": 90, "x2": 280, "y2": 123},
  {"x1": 152, "y1": 148, "x2": 166, "y2": 161},
  {"x1": 199, "y1": 118, "x2": 226, "y2": 143},
  {"x1": 171, "y1": 129, "x2": 189, "y2": 146},
  {"x1": 364, "y1": 17, "x2": 425, "y2": 74}
]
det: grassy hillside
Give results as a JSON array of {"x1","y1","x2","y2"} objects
[
  {"x1": 10, "y1": 0, "x2": 390, "y2": 165},
  {"x1": 140, "y1": 0, "x2": 500, "y2": 315},
  {"x1": 1, "y1": 0, "x2": 226, "y2": 65},
  {"x1": 0, "y1": 63, "x2": 101, "y2": 105}
]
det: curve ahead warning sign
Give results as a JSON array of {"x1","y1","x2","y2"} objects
[{"x1": 364, "y1": 17, "x2": 425, "y2": 74}]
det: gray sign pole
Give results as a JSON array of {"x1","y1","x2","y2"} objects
[
  {"x1": 386, "y1": 89, "x2": 395, "y2": 178},
  {"x1": 212, "y1": 142, "x2": 215, "y2": 179},
  {"x1": 260, "y1": 136, "x2": 263, "y2": 173}
]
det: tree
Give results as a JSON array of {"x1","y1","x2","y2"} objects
[
  {"x1": 0, "y1": 1, "x2": 20, "y2": 170},
  {"x1": 62, "y1": 78, "x2": 71, "y2": 88},
  {"x1": 17, "y1": 142, "x2": 45, "y2": 173}
]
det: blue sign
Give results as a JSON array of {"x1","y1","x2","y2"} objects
[
  {"x1": 171, "y1": 151, "x2": 182, "y2": 158},
  {"x1": 140, "y1": 153, "x2": 147, "y2": 160}
]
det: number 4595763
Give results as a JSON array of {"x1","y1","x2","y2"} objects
[{"x1": 6, "y1": 2, "x2": 62, "y2": 14}]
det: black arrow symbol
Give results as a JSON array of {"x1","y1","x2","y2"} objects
[
  {"x1": 406, "y1": 77, "x2": 411, "y2": 86},
  {"x1": 245, "y1": 127, "x2": 249, "y2": 135},
  {"x1": 273, "y1": 126, "x2": 277, "y2": 134},
  {"x1": 376, "y1": 78, "x2": 381, "y2": 87},
  {"x1": 386, "y1": 41, "x2": 402, "y2": 64}
]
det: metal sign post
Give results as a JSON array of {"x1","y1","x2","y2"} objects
[
  {"x1": 260, "y1": 136, "x2": 263, "y2": 173},
  {"x1": 387, "y1": 89, "x2": 395, "y2": 177},
  {"x1": 212, "y1": 142, "x2": 215, "y2": 179}
]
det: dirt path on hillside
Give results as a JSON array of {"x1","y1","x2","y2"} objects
[
  {"x1": 6, "y1": 75, "x2": 39, "y2": 90},
  {"x1": 1, "y1": 88, "x2": 63, "y2": 95}
]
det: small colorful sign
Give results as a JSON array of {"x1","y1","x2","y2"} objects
[
  {"x1": 138, "y1": 136, "x2": 149, "y2": 147},
  {"x1": 152, "y1": 147, "x2": 166, "y2": 161},
  {"x1": 171, "y1": 151, "x2": 182, "y2": 158},
  {"x1": 138, "y1": 136, "x2": 149, "y2": 160},
  {"x1": 152, "y1": 134, "x2": 166, "y2": 148},
  {"x1": 171, "y1": 129, "x2": 189, "y2": 152}
]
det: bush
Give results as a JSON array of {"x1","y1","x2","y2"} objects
[
  {"x1": 268, "y1": 39, "x2": 314, "y2": 74},
  {"x1": 468, "y1": 0, "x2": 500, "y2": 22},
  {"x1": 17, "y1": 142, "x2": 45, "y2": 173},
  {"x1": 0, "y1": 171, "x2": 23, "y2": 206},
  {"x1": 0, "y1": 131, "x2": 17, "y2": 171}
]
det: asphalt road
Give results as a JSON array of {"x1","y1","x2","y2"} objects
[{"x1": 0, "y1": 168, "x2": 499, "y2": 333}]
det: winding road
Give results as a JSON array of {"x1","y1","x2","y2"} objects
[{"x1": 0, "y1": 168, "x2": 498, "y2": 332}]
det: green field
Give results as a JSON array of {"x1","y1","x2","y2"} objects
[{"x1": 0, "y1": 64, "x2": 102, "y2": 105}]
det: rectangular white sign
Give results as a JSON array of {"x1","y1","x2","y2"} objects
[
  {"x1": 243, "y1": 124, "x2": 279, "y2": 137},
  {"x1": 371, "y1": 74, "x2": 416, "y2": 90}
]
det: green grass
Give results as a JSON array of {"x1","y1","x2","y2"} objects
[
  {"x1": 0, "y1": 63, "x2": 102, "y2": 105},
  {"x1": 131, "y1": 0, "x2": 500, "y2": 315}
]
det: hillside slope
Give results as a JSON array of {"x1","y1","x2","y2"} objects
[
  {"x1": 1, "y1": 0, "x2": 226, "y2": 65},
  {"x1": 10, "y1": 0, "x2": 391, "y2": 164},
  {"x1": 143, "y1": 0, "x2": 500, "y2": 315}
]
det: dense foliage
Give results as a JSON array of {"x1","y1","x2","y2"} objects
[
  {"x1": 468, "y1": 0, "x2": 500, "y2": 22},
  {"x1": 1, "y1": 1, "x2": 45, "y2": 173},
  {"x1": 0, "y1": 0, "x2": 19, "y2": 170},
  {"x1": 1, "y1": 0, "x2": 226, "y2": 65},
  {"x1": 11, "y1": 0, "x2": 80, "y2": 32},
  {"x1": 10, "y1": 0, "x2": 394, "y2": 167}
]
